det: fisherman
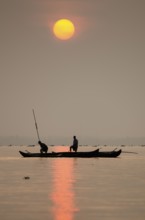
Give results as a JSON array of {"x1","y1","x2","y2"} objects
[
  {"x1": 38, "y1": 141, "x2": 48, "y2": 154},
  {"x1": 70, "y1": 136, "x2": 78, "y2": 152}
]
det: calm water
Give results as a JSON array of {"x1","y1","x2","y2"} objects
[{"x1": 0, "y1": 145, "x2": 145, "y2": 220}]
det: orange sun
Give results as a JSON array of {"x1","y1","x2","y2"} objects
[{"x1": 53, "y1": 19, "x2": 75, "y2": 40}]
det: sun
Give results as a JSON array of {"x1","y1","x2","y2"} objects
[{"x1": 53, "y1": 19, "x2": 75, "y2": 40}]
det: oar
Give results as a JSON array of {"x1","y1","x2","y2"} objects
[
  {"x1": 25, "y1": 150, "x2": 31, "y2": 153},
  {"x1": 32, "y1": 109, "x2": 40, "y2": 141},
  {"x1": 122, "y1": 151, "x2": 138, "y2": 154}
]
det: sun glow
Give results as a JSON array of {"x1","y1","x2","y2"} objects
[{"x1": 53, "y1": 19, "x2": 75, "y2": 40}]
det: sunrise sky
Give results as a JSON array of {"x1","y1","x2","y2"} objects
[{"x1": 0, "y1": 0, "x2": 145, "y2": 145}]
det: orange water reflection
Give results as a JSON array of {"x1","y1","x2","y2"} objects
[{"x1": 51, "y1": 157, "x2": 78, "y2": 220}]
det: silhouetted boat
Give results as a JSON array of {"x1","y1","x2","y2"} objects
[{"x1": 19, "y1": 149, "x2": 121, "y2": 158}]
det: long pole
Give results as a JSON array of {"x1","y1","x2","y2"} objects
[{"x1": 32, "y1": 109, "x2": 40, "y2": 141}]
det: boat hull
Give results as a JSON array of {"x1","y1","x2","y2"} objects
[
  {"x1": 97, "y1": 150, "x2": 122, "y2": 157},
  {"x1": 19, "y1": 149, "x2": 121, "y2": 158}
]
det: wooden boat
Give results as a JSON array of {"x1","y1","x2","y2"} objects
[
  {"x1": 97, "y1": 149, "x2": 122, "y2": 158},
  {"x1": 19, "y1": 149, "x2": 121, "y2": 158}
]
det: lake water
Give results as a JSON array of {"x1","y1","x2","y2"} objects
[{"x1": 0, "y1": 145, "x2": 145, "y2": 220}]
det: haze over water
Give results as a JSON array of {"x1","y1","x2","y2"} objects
[{"x1": 0, "y1": 145, "x2": 145, "y2": 220}]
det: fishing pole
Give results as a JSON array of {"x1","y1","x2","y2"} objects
[{"x1": 32, "y1": 109, "x2": 40, "y2": 141}]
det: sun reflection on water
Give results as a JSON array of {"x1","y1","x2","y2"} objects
[{"x1": 51, "y1": 157, "x2": 78, "y2": 220}]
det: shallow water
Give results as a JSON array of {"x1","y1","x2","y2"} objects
[{"x1": 0, "y1": 146, "x2": 145, "y2": 220}]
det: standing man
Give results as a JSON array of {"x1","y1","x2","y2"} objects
[
  {"x1": 38, "y1": 141, "x2": 48, "y2": 154},
  {"x1": 70, "y1": 136, "x2": 78, "y2": 152}
]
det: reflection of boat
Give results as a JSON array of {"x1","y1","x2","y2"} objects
[{"x1": 19, "y1": 149, "x2": 121, "y2": 158}]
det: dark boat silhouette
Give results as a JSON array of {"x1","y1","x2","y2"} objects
[{"x1": 19, "y1": 149, "x2": 122, "y2": 158}]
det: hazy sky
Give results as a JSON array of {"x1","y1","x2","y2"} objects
[{"x1": 0, "y1": 0, "x2": 145, "y2": 145}]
